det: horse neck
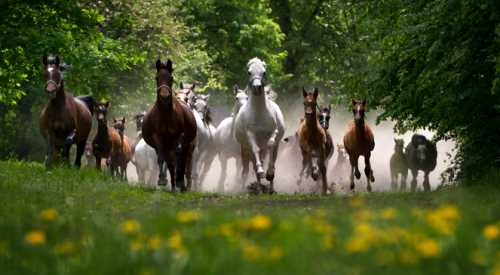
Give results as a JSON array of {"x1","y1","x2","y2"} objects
[
  {"x1": 355, "y1": 121, "x2": 366, "y2": 135},
  {"x1": 305, "y1": 112, "x2": 319, "y2": 130},
  {"x1": 52, "y1": 84, "x2": 66, "y2": 105},
  {"x1": 248, "y1": 92, "x2": 266, "y2": 110},
  {"x1": 97, "y1": 120, "x2": 109, "y2": 141}
]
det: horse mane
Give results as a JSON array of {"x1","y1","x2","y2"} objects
[
  {"x1": 247, "y1": 57, "x2": 266, "y2": 68},
  {"x1": 203, "y1": 106, "x2": 213, "y2": 125}
]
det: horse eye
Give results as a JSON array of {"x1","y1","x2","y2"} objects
[{"x1": 248, "y1": 71, "x2": 251, "y2": 75}]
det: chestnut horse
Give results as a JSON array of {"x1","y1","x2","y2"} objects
[
  {"x1": 39, "y1": 55, "x2": 94, "y2": 168},
  {"x1": 142, "y1": 59, "x2": 197, "y2": 192},
  {"x1": 343, "y1": 99, "x2": 375, "y2": 192},
  {"x1": 297, "y1": 88, "x2": 333, "y2": 194},
  {"x1": 112, "y1": 117, "x2": 133, "y2": 180}
]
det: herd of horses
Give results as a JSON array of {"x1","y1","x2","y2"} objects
[{"x1": 39, "y1": 55, "x2": 438, "y2": 194}]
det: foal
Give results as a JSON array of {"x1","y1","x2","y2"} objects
[
  {"x1": 343, "y1": 99, "x2": 375, "y2": 192},
  {"x1": 390, "y1": 138, "x2": 408, "y2": 191},
  {"x1": 112, "y1": 117, "x2": 133, "y2": 180},
  {"x1": 297, "y1": 88, "x2": 333, "y2": 194}
]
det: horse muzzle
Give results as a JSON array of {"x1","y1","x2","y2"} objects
[{"x1": 46, "y1": 82, "x2": 58, "y2": 93}]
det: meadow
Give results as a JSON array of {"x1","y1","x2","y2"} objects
[{"x1": 0, "y1": 160, "x2": 499, "y2": 275}]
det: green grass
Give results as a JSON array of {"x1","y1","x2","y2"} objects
[{"x1": 1, "y1": 160, "x2": 500, "y2": 275}]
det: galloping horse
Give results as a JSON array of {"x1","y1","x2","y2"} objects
[
  {"x1": 405, "y1": 134, "x2": 437, "y2": 192},
  {"x1": 111, "y1": 117, "x2": 133, "y2": 180},
  {"x1": 214, "y1": 85, "x2": 248, "y2": 191},
  {"x1": 297, "y1": 88, "x2": 333, "y2": 194},
  {"x1": 390, "y1": 138, "x2": 408, "y2": 191},
  {"x1": 40, "y1": 55, "x2": 94, "y2": 168},
  {"x1": 142, "y1": 59, "x2": 197, "y2": 192},
  {"x1": 132, "y1": 111, "x2": 158, "y2": 185},
  {"x1": 343, "y1": 99, "x2": 375, "y2": 192},
  {"x1": 234, "y1": 58, "x2": 285, "y2": 193}
]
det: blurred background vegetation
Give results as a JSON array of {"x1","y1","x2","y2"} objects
[{"x1": 0, "y1": 0, "x2": 499, "y2": 182}]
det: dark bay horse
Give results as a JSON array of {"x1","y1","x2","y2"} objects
[
  {"x1": 112, "y1": 117, "x2": 133, "y2": 180},
  {"x1": 343, "y1": 99, "x2": 375, "y2": 192},
  {"x1": 297, "y1": 88, "x2": 333, "y2": 194},
  {"x1": 39, "y1": 55, "x2": 94, "y2": 168},
  {"x1": 92, "y1": 102, "x2": 123, "y2": 174},
  {"x1": 142, "y1": 59, "x2": 197, "y2": 192},
  {"x1": 405, "y1": 134, "x2": 437, "y2": 192},
  {"x1": 390, "y1": 138, "x2": 408, "y2": 191}
]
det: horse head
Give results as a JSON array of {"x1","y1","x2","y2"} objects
[
  {"x1": 394, "y1": 138, "x2": 405, "y2": 153},
  {"x1": 302, "y1": 87, "x2": 319, "y2": 117},
  {"x1": 411, "y1": 134, "x2": 431, "y2": 163},
  {"x1": 233, "y1": 84, "x2": 248, "y2": 112},
  {"x1": 95, "y1": 101, "x2": 110, "y2": 126},
  {"x1": 352, "y1": 99, "x2": 366, "y2": 127},
  {"x1": 194, "y1": 94, "x2": 212, "y2": 124},
  {"x1": 42, "y1": 55, "x2": 65, "y2": 94},
  {"x1": 247, "y1": 58, "x2": 266, "y2": 96},
  {"x1": 176, "y1": 82, "x2": 197, "y2": 107},
  {"x1": 318, "y1": 104, "x2": 332, "y2": 130},
  {"x1": 134, "y1": 111, "x2": 146, "y2": 132},
  {"x1": 265, "y1": 85, "x2": 277, "y2": 101},
  {"x1": 155, "y1": 58, "x2": 174, "y2": 106},
  {"x1": 113, "y1": 117, "x2": 126, "y2": 135}
]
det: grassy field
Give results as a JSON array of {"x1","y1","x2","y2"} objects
[{"x1": 0, "y1": 161, "x2": 499, "y2": 275}]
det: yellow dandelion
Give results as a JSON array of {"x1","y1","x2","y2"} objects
[
  {"x1": 176, "y1": 210, "x2": 200, "y2": 223},
  {"x1": 241, "y1": 242, "x2": 261, "y2": 262},
  {"x1": 25, "y1": 230, "x2": 45, "y2": 246},
  {"x1": 381, "y1": 208, "x2": 397, "y2": 220},
  {"x1": 269, "y1": 246, "x2": 284, "y2": 260},
  {"x1": 345, "y1": 238, "x2": 369, "y2": 253},
  {"x1": 483, "y1": 224, "x2": 499, "y2": 240},
  {"x1": 416, "y1": 238, "x2": 440, "y2": 258},
  {"x1": 353, "y1": 210, "x2": 373, "y2": 222},
  {"x1": 54, "y1": 240, "x2": 76, "y2": 255},
  {"x1": 129, "y1": 238, "x2": 143, "y2": 252},
  {"x1": 248, "y1": 215, "x2": 272, "y2": 231},
  {"x1": 40, "y1": 208, "x2": 58, "y2": 221},
  {"x1": 120, "y1": 219, "x2": 141, "y2": 234},
  {"x1": 147, "y1": 235, "x2": 163, "y2": 251},
  {"x1": 167, "y1": 231, "x2": 183, "y2": 251},
  {"x1": 492, "y1": 264, "x2": 500, "y2": 275},
  {"x1": 439, "y1": 204, "x2": 460, "y2": 220}
]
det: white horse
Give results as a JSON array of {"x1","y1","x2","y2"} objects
[
  {"x1": 176, "y1": 84, "x2": 216, "y2": 191},
  {"x1": 214, "y1": 85, "x2": 248, "y2": 192},
  {"x1": 131, "y1": 112, "x2": 158, "y2": 185},
  {"x1": 234, "y1": 58, "x2": 285, "y2": 193}
]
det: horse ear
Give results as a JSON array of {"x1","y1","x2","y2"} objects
[
  {"x1": 328, "y1": 104, "x2": 332, "y2": 111},
  {"x1": 313, "y1": 88, "x2": 319, "y2": 98},
  {"x1": 113, "y1": 118, "x2": 117, "y2": 123},
  {"x1": 42, "y1": 55, "x2": 48, "y2": 66},
  {"x1": 55, "y1": 56, "x2": 60, "y2": 66},
  {"x1": 156, "y1": 59, "x2": 161, "y2": 71},
  {"x1": 180, "y1": 82, "x2": 184, "y2": 89},
  {"x1": 105, "y1": 101, "x2": 110, "y2": 108},
  {"x1": 302, "y1": 87, "x2": 307, "y2": 97},
  {"x1": 352, "y1": 99, "x2": 357, "y2": 106},
  {"x1": 233, "y1": 85, "x2": 239, "y2": 95},
  {"x1": 362, "y1": 99, "x2": 367, "y2": 106},
  {"x1": 166, "y1": 59, "x2": 173, "y2": 73},
  {"x1": 122, "y1": 117, "x2": 126, "y2": 123},
  {"x1": 192, "y1": 83, "x2": 196, "y2": 90}
]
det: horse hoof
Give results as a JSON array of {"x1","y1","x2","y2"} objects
[
  {"x1": 311, "y1": 173, "x2": 319, "y2": 181},
  {"x1": 265, "y1": 172, "x2": 274, "y2": 182},
  {"x1": 367, "y1": 185, "x2": 372, "y2": 192},
  {"x1": 370, "y1": 175, "x2": 375, "y2": 182},
  {"x1": 158, "y1": 181, "x2": 167, "y2": 186},
  {"x1": 354, "y1": 171, "x2": 361, "y2": 179},
  {"x1": 350, "y1": 183, "x2": 355, "y2": 191}
]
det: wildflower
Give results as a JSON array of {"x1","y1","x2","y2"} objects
[
  {"x1": 25, "y1": 230, "x2": 45, "y2": 245},
  {"x1": 416, "y1": 238, "x2": 440, "y2": 258},
  {"x1": 492, "y1": 264, "x2": 500, "y2": 275},
  {"x1": 483, "y1": 224, "x2": 499, "y2": 240},
  {"x1": 120, "y1": 219, "x2": 141, "y2": 234},
  {"x1": 241, "y1": 242, "x2": 261, "y2": 261},
  {"x1": 269, "y1": 246, "x2": 284, "y2": 260},
  {"x1": 345, "y1": 237, "x2": 369, "y2": 253},
  {"x1": 176, "y1": 210, "x2": 200, "y2": 223},
  {"x1": 40, "y1": 208, "x2": 58, "y2": 221},
  {"x1": 381, "y1": 208, "x2": 397, "y2": 220},
  {"x1": 248, "y1": 215, "x2": 271, "y2": 231},
  {"x1": 54, "y1": 240, "x2": 76, "y2": 255},
  {"x1": 148, "y1": 234, "x2": 163, "y2": 251},
  {"x1": 426, "y1": 205, "x2": 460, "y2": 235},
  {"x1": 167, "y1": 231, "x2": 183, "y2": 251}
]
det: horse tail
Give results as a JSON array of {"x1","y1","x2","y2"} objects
[{"x1": 77, "y1": 95, "x2": 95, "y2": 115}]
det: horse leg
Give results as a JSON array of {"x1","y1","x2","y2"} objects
[
  {"x1": 62, "y1": 143, "x2": 71, "y2": 167},
  {"x1": 265, "y1": 139, "x2": 280, "y2": 194},
  {"x1": 95, "y1": 155, "x2": 102, "y2": 170},
  {"x1": 349, "y1": 155, "x2": 359, "y2": 191},
  {"x1": 320, "y1": 154, "x2": 328, "y2": 195},
  {"x1": 184, "y1": 143, "x2": 194, "y2": 192},
  {"x1": 247, "y1": 131, "x2": 265, "y2": 180},
  {"x1": 364, "y1": 154, "x2": 374, "y2": 192},
  {"x1": 157, "y1": 153, "x2": 168, "y2": 187},
  {"x1": 175, "y1": 143, "x2": 189, "y2": 192},
  {"x1": 423, "y1": 170, "x2": 431, "y2": 192},
  {"x1": 241, "y1": 146, "x2": 251, "y2": 189},
  {"x1": 137, "y1": 166, "x2": 145, "y2": 184},
  {"x1": 401, "y1": 169, "x2": 408, "y2": 191},
  {"x1": 190, "y1": 147, "x2": 200, "y2": 190},
  {"x1": 217, "y1": 154, "x2": 228, "y2": 192},
  {"x1": 200, "y1": 150, "x2": 216, "y2": 186},
  {"x1": 74, "y1": 140, "x2": 86, "y2": 168},
  {"x1": 410, "y1": 169, "x2": 418, "y2": 192},
  {"x1": 390, "y1": 169, "x2": 397, "y2": 191},
  {"x1": 45, "y1": 135, "x2": 55, "y2": 168}
]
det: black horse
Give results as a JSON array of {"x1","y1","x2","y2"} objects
[{"x1": 405, "y1": 134, "x2": 437, "y2": 192}]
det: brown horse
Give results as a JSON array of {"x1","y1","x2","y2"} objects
[
  {"x1": 111, "y1": 117, "x2": 133, "y2": 180},
  {"x1": 142, "y1": 59, "x2": 197, "y2": 192},
  {"x1": 39, "y1": 55, "x2": 94, "y2": 168},
  {"x1": 91, "y1": 102, "x2": 124, "y2": 176},
  {"x1": 297, "y1": 88, "x2": 333, "y2": 194},
  {"x1": 343, "y1": 99, "x2": 375, "y2": 192}
]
